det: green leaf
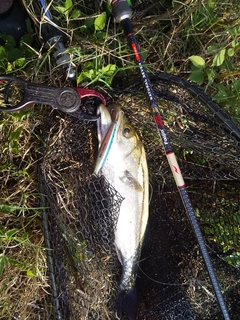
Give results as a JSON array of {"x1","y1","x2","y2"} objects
[
  {"x1": 55, "y1": 6, "x2": 66, "y2": 15},
  {"x1": 0, "y1": 204, "x2": 22, "y2": 214},
  {"x1": 6, "y1": 62, "x2": 12, "y2": 72},
  {"x1": 20, "y1": 34, "x2": 35, "y2": 58},
  {"x1": 0, "y1": 253, "x2": 8, "y2": 275},
  {"x1": 10, "y1": 108, "x2": 31, "y2": 119},
  {"x1": 231, "y1": 40, "x2": 237, "y2": 48},
  {"x1": 206, "y1": 68, "x2": 216, "y2": 84},
  {"x1": 101, "y1": 64, "x2": 116, "y2": 76},
  {"x1": 94, "y1": 12, "x2": 107, "y2": 31},
  {"x1": 10, "y1": 140, "x2": 19, "y2": 155},
  {"x1": 227, "y1": 48, "x2": 235, "y2": 57},
  {"x1": 228, "y1": 26, "x2": 240, "y2": 36},
  {"x1": 27, "y1": 268, "x2": 36, "y2": 277},
  {"x1": 6, "y1": 48, "x2": 23, "y2": 62},
  {"x1": 82, "y1": 61, "x2": 94, "y2": 71},
  {"x1": 9, "y1": 127, "x2": 22, "y2": 142},
  {"x1": 5, "y1": 42, "x2": 15, "y2": 52},
  {"x1": 141, "y1": 49, "x2": 148, "y2": 61},
  {"x1": 5, "y1": 228, "x2": 19, "y2": 240},
  {"x1": 25, "y1": 18, "x2": 34, "y2": 35},
  {"x1": 84, "y1": 17, "x2": 94, "y2": 28},
  {"x1": 214, "y1": 90, "x2": 229, "y2": 101},
  {"x1": 220, "y1": 59, "x2": 234, "y2": 71},
  {"x1": 207, "y1": 45, "x2": 218, "y2": 53},
  {"x1": 8, "y1": 258, "x2": 22, "y2": 267},
  {"x1": 0, "y1": 34, "x2": 16, "y2": 46},
  {"x1": 190, "y1": 69, "x2": 204, "y2": 85},
  {"x1": 189, "y1": 55, "x2": 205, "y2": 68},
  {"x1": 233, "y1": 80, "x2": 240, "y2": 92},
  {"x1": 71, "y1": 9, "x2": 81, "y2": 19},
  {"x1": 21, "y1": 33, "x2": 33, "y2": 46},
  {"x1": 96, "y1": 31, "x2": 106, "y2": 41},
  {"x1": 224, "y1": 252, "x2": 240, "y2": 267},
  {"x1": 207, "y1": 0, "x2": 215, "y2": 10},
  {"x1": 14, "y1": 57, "x2": 26, "y2": 68},
  {"x1": 212, "y1": 48, "x2": 226, "y2": 67},
  {"x1": 233, "y1": 213, "x2": 240, "y2": 224},
  {"x1": 77, "y1": 69, "x2": 95, "y2": 84},
  {"x1": 0, "y1": 46, "x2": 6, "y2": 58},
  {"x1": 0, "y1": 46, "x2": 7, "y2": 71},
  {"x1": 64, "y1": 0, "x2": 73, "y2": 10},
  {"x1": 20, "y1": 232, "x2": 29, "y2": 242}
]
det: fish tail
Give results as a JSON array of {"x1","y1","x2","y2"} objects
[{"x1": 116, "y1": 286, "x2": 137, "y2": 320}]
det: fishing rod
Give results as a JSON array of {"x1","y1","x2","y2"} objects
[{"x1": 109, "y1": 1, "x2": 231, "y2": 319}]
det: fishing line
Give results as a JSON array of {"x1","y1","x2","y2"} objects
[
  {"x1": 138, "y1": 265, "x2": 189, "y2": 287},
  {"x1": 119, "y1": 73, "x2": 240, "y2": 142},
  {"x1": 110, "y1": 1, "x2": 231, "y2": 319},
  {"x1": 149, "y1": 73, "x2": 240, "y2": 141}
]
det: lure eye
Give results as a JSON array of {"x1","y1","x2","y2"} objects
[{"x1": 123, "y1": 125, "x2": 132, "y2": 137}]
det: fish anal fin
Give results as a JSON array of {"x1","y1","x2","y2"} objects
[{"x1": 119, "y1": 170, "x2": 143, "y2": 192}]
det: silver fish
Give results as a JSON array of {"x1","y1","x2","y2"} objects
[{"x1": 95, "y1": 103, "x2": 149, "y2": 320}]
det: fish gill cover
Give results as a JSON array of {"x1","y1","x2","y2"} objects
[{"x1": 39, "y1": 74, "x2": 240, "y2": 319}]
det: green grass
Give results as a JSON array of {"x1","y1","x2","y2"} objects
[{"x1": 0, "y1": 0, "x2": 239, "y2": 318}]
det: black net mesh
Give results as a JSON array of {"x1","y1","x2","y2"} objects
[
  {"x1": 40, "y1": 112, "x2": 122, "y2": 319},
  {"x1": 39, "y1": 73, "x2": 240, "y2": 319}
]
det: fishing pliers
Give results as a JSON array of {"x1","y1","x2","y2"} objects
[{"x1": 0, "y1": 75, "x2": 106, "y2": 120}]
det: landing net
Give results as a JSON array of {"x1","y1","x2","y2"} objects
[{"x1": 39, "y1": 74, "x2": 240, "y2": 319}]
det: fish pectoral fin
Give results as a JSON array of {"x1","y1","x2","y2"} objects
[{"x1": 119, "y1": 170, "x2": 143, "y2": 192}]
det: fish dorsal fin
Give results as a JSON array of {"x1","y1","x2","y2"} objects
[{"x1": 119, "y1": 170, "x2": 143, "y2": 192}]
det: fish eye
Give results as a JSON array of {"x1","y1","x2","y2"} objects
[{"x1": 123, "y1": 125, "x2": 132, "y2": 137}]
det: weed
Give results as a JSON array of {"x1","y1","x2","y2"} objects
[{"x1": 184, "y1": 1, "x2": 240, "y2": 116}]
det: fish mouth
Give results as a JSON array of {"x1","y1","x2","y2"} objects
[
  {"x1": 97, "y1": 104, "x2": 112, "y2": 145},
  {"x1": 108, "y1": 105, "x2": 122, "y2": 121},
  {"x1": 108, "y1": 105, "x2": 124, "y2": 136}
]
